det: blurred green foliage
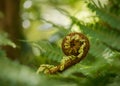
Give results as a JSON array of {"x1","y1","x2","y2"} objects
[
  {"x1": 0, "y1": 33, "x2": 16, "y2": 48},
  {"x1": 0, "y1": 0, "x2": 120, "y2": 86}
]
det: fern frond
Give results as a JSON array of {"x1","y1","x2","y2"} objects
[
  {"x1": 33, "y1": 40, "x2": 63, "y2": 63},
  {"x1": 68, "y1": 14, "x2": 120, "y2": 51},
  {"x1": 79, "y1": 23, "x2": 120, "y2": 51},
  {"x1": 88, "y1": 2, "x2": 120, "y2": 31},
  {"x1": 67, "y1": 52, "x2": 120, "y2": 85},
  {"x1": 62, "y1": 38, "x2": 113, "y2": 75},
  {"x1": 0, "y1": 57, "x2": 79, "y2": 86}
]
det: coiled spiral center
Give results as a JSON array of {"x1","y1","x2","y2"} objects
[{"x1": 62, "y1": 32, "x2": 89, "y2": 58}]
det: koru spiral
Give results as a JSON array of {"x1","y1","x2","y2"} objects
[{"x1": 37, "y1": 32, "x2": 90, "y2": 74}]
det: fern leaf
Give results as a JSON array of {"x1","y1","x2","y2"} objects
[
  {"x1": 78, "y1": 22, "x2": 120, "y2": 51},
  {"x1": 88, "y1": 3, "x2": 120, "y2": 31},
  {"x1": 33, "y1": 40, "x2": 63, "y2": 63}
]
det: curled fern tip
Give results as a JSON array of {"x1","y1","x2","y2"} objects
[{"x1": 37, "y1": 32, "x2": 90, "y2": 74}]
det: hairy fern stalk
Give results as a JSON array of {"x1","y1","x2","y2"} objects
[{"x1": 37, "y1": 32, "x2": 90, "y2": 74}]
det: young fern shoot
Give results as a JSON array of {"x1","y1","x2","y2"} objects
[{"x1": 37, "y1": 32, "x2": 90, "y2": 74}]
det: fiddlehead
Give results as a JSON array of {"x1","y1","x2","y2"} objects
[{"x1": 37, "y1": 32, "x2": 90, "y2": 74}]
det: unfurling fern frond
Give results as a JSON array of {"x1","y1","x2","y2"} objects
[
  {"x1": 37, "y1": 32, "x2": 90, "y2": 74},
  {"x1": 62, "y1": 37, "x2": 114, "y2": 76}
]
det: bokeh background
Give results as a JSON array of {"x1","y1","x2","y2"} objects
[{"x1": 0, "y1": 0, "x2": 120, "y2": 86}]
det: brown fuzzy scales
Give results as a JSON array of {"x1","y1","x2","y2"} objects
[
  {"x1": 62, "y1": 32, "x2": 89, "y2": 57},
  {"x1": 48, "y1": 32, "x2": 90, "y2": 74},
  {"x1": 37, "y1": 32, "x2": 90, "y2": 74}
]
